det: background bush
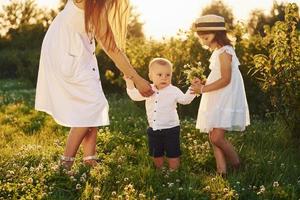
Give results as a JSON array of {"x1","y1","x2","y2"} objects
[{"x1": 0, "y1": 0, "x2": 299, "y2": 137}]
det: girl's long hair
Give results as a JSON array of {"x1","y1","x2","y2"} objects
[
  {"x1": 197, "y1": 30, "x2": 232, "y2": 47},
  {"x1": 83, "y1": 0, "x2": 130, "y2": 50}
]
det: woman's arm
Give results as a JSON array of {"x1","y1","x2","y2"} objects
[
  {"x1": 96, "y1": 11, "x2": 153, "y2": 97},
  {"x1": 124, "y1": 77, "x2": 147, "y2": 101},
  {"x1": 191, "y1": 52, "x2": 232, "y2": 94}
]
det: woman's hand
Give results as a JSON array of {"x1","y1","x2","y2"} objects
[{"x1": 134, "y1": 76, "x2": 154, "y2": 97}]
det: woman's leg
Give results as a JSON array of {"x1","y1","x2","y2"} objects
[
  {"x1": 82, "y1": 127, "x2": 97, "y2": 156},
  {"x1": 62, "y1": 127, "x2": 90, "y2": 169},
  {"x1": 210, "y1": 128, "x2": 240, "y2": 172},
  {"x1": 82, "y1": 127, "x2": 98, "y2": 166}
]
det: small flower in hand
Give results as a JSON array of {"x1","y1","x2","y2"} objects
[{"x1": 183, "y1": 62, "x2": 207, "y2": 86}]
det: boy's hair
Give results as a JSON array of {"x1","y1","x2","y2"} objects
[
  {"x1": 197, "y1": 30, "x2": 232, "y2": 47},
  {"x1": 148, "y1": 58, "x2": 173, "y2": 71}
]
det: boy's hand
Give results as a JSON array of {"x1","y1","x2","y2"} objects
[
  {"x1": 123, "y1": 75, "x2": 133, "y2": 82},
  {"x1": 123, "y1": 75, "x2": 135, "y2": 89}
]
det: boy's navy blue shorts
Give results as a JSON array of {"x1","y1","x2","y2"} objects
[{"x1": 147, "y1": 126, "x2": 181, "y2": 158}]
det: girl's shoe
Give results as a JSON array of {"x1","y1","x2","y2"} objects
[
  {"x1": 60, "y1": 155, "x2": 75, "y2": 171},
  {"x1": 83, "y1": 155, "x2": 98, "y2": 167}
]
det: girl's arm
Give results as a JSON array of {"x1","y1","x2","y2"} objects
[
  {"x1": 96, "y1": 11, "x2": 153, "y2": 97},
  {"x1": 191, "y1": 52, "x2": 232, "y2": 94}
]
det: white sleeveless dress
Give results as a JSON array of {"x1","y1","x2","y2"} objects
[
  {"x1": 196, "y1": 45, "x2": 250, "y2": 133},
  {"x1": 35, "y1": 0, "x2": 109, "y2": 127}
]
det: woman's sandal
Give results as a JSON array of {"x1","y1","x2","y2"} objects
[
  {"x1": 83, "y1": 155, "x2": 98, "y2": 167},
  {"x1": 60, "y1": 155, "x2": 75, "y2": 171}
]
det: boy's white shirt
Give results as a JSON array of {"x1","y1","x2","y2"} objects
[{"x1": 126, "y1": 84, "x2": 195, "y2": 130}]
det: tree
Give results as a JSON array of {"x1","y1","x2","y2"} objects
[
  {"x1": 251, "y1": 3, "x2": 300, "y2": 138},
  {"x1": 0, "y1": 0, "x2": 54, "y2": 82},
  {"x1": 248, "y1": 1, "x2": 286, "y2": 36},
  {"x1": 0, "y1": 0, "x2": 54, "y2": 39},
  {"x1": 201, "y1": 0, "x2": 234, "y2": 30},
  {"x1": 127, "y1": 6, "x2": 144, "y2": 39}
]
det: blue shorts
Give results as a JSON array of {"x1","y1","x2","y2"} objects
[{"x1": 147, "y1": 126, "x2": 181, "y2": 158}]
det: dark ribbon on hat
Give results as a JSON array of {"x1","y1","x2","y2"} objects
[{"x1": 195, "y1": 22, "x2": 225, "y2": 28}]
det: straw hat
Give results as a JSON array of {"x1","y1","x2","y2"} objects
[{"x1": 193, "y1": 14, "x2": 226, "y2": 31}]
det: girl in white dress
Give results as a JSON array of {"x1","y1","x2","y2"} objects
[
  {"x1": 190, "y1": 15, "x2": 250, "y2": 175},
  {"x1": 35, "y1": 0, "x2": 153, "y2": 170}
]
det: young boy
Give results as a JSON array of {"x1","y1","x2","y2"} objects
[{"x1": 124, "y1": 58, "x2": 195, "y2": 170}]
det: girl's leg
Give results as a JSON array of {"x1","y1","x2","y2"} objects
[
  {"x1": 209, "y1": 131, "x2": 227, "y2": 174},
  {"x1": 62, "y1": 127, "x2": 90, "y2": 169},
  {"x1": 153, "y1": 157, "x2": 164, "y2": 169},
  {"x1": 210, "y1": 128, "x2": 240, "y2": 170},
  {"x1": 168, "y1": 157, "x2": 180, "y2": 171},
  {"x1": 82, "y1": 127, "x2": 98, "y2": 166}
]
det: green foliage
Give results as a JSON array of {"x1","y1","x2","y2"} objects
[
  {"x1": 0, "y1": 0, "x2": 54, "y2": 85},
  {"x1": 0, "y1": 0, "x2": 53, "y2": 36},
  {"x1": 0, "y1": 80, "x2": 300, "y2": 199},
  {"x1": 247, "y1": 1, "x2": 300, "y2": 36},
  {"x1": 0, "y1": 0, "x2": 299, "y2": 121},
  {"x1": 251, "y1": 3, "x2": 300, "y2": 137}
]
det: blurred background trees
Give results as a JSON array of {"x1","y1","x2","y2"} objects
[{"x1": 0, "y1": 0, "x2": 299, "y2": 137}]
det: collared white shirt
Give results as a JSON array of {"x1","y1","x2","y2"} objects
[{"x1": 127, "y1": 84, "x2": 195, "y2": 130}]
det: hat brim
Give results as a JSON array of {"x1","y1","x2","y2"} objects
[{"x1": 195, "y1": 27, "x2": 226, "y2": 31}]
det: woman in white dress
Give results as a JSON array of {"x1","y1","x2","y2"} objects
[
  {"x1": 190, "y1": 15, "x2": 250, "y2": 175},
  {"x1": 35, "y1": 0, "x2": 153, "y2": 169}
]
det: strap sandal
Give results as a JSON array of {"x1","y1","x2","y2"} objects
[
  {"x1": 60, "y1": 155, "x2": 75, "y2": 171},
  {"x1": 83, "y1": 155, "x2": 98, "y2": 167}
]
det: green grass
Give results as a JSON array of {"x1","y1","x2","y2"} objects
[{"x1": 0, "y1": 79, "x2": 299, "y2": 200}]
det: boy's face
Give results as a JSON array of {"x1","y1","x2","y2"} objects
[
  {"x1": 149, "y1": 63, "x2": 172, "y2": 90},
  {"x1": 197, "y1": 32, "x2": 215, "y2": 47}
]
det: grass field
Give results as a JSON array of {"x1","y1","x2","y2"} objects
[{"x1": 0, "y1": 79, "x2": 299, "y2": 200}]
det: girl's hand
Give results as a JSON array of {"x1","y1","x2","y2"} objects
[
  {"x1": 134, "y1": 76, "x2": 154, "y2": 97},
  {"x1": 191, "y1": 77, "x2": 201, "y2": 85},
  {"x1": 191, "y1": 77, "x2": 206, "y2": 85},
  {"x1": 190, "y1": 79, "x2": 204, "y2": 95}
]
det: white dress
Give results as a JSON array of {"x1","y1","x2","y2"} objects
[
  {"x1": 196, "y1": 45, "x2": 250, "y2": 133},
  {"x1": 35, "y1": 0, "x2": 109, "y2": 127}
]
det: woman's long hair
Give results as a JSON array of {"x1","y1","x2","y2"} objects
[{"x1": 83, "y1": 0, "x2": 130, "y2": 50}]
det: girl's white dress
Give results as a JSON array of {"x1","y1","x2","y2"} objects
[
  {"x1": 196, "y1": 45, "x2": 250, "y2": 133},
  {"x1": 35, "y1": 0, "x2": 109, "y2": 127}
]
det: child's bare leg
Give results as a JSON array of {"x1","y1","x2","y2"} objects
[
  {"x1": 82, "y1": 127, "x2": 98, "y2": 166},
  {"x1": 210, "y1": 129, "x2": 240, "y2": 169},
  {"x1": 168, "y1": 157, "x2": 180, "y2": 171},
  {"x1": 62, "y1": 127, "x2": 90, "y2": 169},
  {"x1": 153, "y1": 157, "x2": 164, "y2": 169},
  {"x1": 209, "y1": 131, "x2": 227, "y2": 174},
  {"x1": 212, "y1": 144, "x2": 227, "y2": 174}
]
